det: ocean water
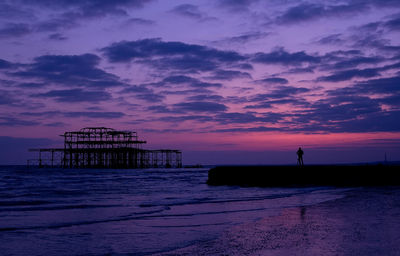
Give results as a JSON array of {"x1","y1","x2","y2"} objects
[{"x1": 0, "y1": 166, "x2": 347, "y2": 256}]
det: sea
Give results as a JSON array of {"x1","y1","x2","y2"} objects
[{"x1": 0, "y1": 166, "x2": 350, "y2": 255}]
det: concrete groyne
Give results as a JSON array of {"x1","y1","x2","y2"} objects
[{"x1": 207, "y1": 165, "x2": 400, "y2": 187}]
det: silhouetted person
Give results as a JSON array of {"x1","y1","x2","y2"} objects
[{"x1": 297, "y1": 147, "x2": 304, "y2": 166}]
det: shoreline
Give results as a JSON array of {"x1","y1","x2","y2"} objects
[{"x1": 155, "y1": 187, "x2": 400, "y2": 255}]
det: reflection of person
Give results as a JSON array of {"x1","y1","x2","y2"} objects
[
  {"x1": 300, "y1": 207, "x2": 306, "y2": 220},
  {"x1": 297, "y1": 147, "x2": 304, "y2": 166}
]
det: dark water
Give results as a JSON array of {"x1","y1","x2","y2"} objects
[{"x1": 0, "y1": 166, "x2": 346, "y2": 255}]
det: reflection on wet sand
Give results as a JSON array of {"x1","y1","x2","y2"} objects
[{"x1": 158, "y1": 188, "x2": 400, "y2": 256}]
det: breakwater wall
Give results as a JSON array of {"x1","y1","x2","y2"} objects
[{"x1": 207, "y1": 165, "x2": 400, "y2": 187}]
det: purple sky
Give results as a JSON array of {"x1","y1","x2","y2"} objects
[{"x1": 1, "y1": 0, "x2": 400, "y2": 165}]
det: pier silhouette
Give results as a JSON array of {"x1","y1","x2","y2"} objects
[{"x1": 28, "y1": 127, "x2": 182, "y2": 168}]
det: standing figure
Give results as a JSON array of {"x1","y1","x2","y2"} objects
[{"x1": 297, "y1": 147, "x2": 304, "y2": 166}]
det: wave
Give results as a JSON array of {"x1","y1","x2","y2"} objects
[
  {"x1": 0, "y1": 206, "x2": 281, "y2": 232},
  {"x1": 138, "y1": 190, "x2": 313, "y2": 209},
  {"x1": 149, "y1": 222, "x2": 231, "y2": 228},
  {"x1": 0, "y1": 203, "x2": 122, "y2": 212},
  {"x1": 0, "y1": 200, "x2": 52, "y2": 207}
]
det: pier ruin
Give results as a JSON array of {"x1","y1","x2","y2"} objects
[{"x1": 28, "y1": 127, "x2": 182, "y2": 168}]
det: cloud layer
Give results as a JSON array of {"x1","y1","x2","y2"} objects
[{"x1": 1, "y1": 0, "x2": 400, "y2": 163}]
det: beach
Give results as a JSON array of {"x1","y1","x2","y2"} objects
[
  {"x1": 1, "y1": 166, "x2": 399, "y2": 255},
  {"x1": 158, "y1": 187, "x2": 400, "y2": 256},
  {"x1": 2, "y1": 1, "x2": 400, "y2": 255},
  {"x1": 0, "y1": 166, "x2": 348, "y2": 255}
]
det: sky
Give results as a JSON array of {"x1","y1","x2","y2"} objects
[{"x1": 1, "y1": 0, "x2": 400, "y2": 165}]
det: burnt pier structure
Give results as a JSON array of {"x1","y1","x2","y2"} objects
[{"x1": 28, "y1": 127, "x2": 182, "y2": 168}]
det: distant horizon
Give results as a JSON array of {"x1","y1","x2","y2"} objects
[
  {"x1": 1, "y1": 144, "x2": 398, "y2": 166},
  {"x1": 1, "y1": 1, "x2": 400, "y2": 165},
  {"x1": 2, "y1": 159, "x2": 400, "y2": 166}
]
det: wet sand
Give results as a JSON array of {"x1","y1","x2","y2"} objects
[{"x1": 156, "y1": 188, "x2": 400, "y2": 255}]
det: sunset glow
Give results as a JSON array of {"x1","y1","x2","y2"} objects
[{"x1": 1, "y1": 0, "x2": 400, "y2": 164}]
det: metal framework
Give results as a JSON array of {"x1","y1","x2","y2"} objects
[{"x1": 28, "y1": 127, "x2": 182, "y2": 169}]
